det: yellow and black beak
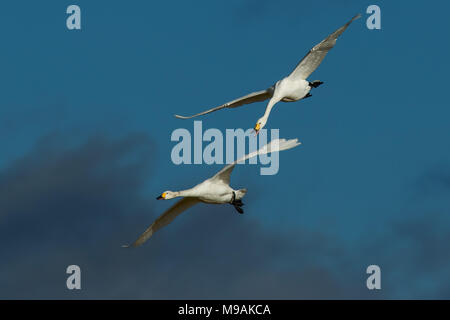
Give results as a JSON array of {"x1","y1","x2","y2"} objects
[
  {"x1": 156, "y1": 192, "x2": 167, "y2": 200},
  {"x1": 254, "y1": 123, "x2": 261, "y2": 135}
]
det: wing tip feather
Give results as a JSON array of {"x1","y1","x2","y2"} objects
[{"x1": 352, "y1": 13, "x2": 362, "y2": 22}]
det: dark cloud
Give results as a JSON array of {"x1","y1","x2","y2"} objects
[
  {"x1": 358, "y1": 213, "x2": 450, "y2": 299},
  {"x1": 0, "y1": 133, "x2": 449, "y2": 299},
  {"x1": 416, "y1": 165, "x2": 450, "y2": 196},
  {"x1": 0, "y1": 132, "x2": 376, "y2": 299},
  {"x1": 355, "y1": 165, "x2": 450, "y2": 298}
]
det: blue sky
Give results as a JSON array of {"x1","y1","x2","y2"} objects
[{"x1": 1, "y1": 0, "x2": 450, "y2": 299}]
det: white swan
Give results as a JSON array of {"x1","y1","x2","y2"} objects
[
  {"x1": 123, "y1": 138, "x2": 301, "y2": 247},
  {"x1": 175, "y1": 14, "x2": 360, "y2": 133}
]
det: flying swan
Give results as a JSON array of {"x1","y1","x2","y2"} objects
[
  {"x1": 175, "y1": 14, "x2": 361, "y2": 134},
  {"x1": 123, "y1": 138, "x2": 301, "y2": 247}
]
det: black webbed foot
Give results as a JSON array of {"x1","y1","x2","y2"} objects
[
  {"x1": 309, "y1": 81, "x2": 324, "y2": 88},
  {"x1": 304, "y1": 93, "x2": 312, "y2": 99},
  {"x1": 234, "y1": 206, "x2": 244, "y2": 214},
  {"x1": 231, "y1": 192, "x2": 245, "y2": 214}
]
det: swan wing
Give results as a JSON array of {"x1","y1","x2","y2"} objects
[
  {"x1": 288, "y1": 14, "x2": 361, "y2": 80},
  {"x1": 123, "y1": 197, "x2": 199, "y2": 247},
  {"x1": 211, "y1": 138, "x2": 302, "y2": 185},
  {"x1": 175, "y1": 88, "x2": 273, "y2": 119},
  {"x1": 211, "y1": 163, "x2": 236, "y2": 185}
]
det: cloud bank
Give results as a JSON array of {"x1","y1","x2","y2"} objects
[{"x1": 0, "y1": 133, "x2": 448, "y2": 299}]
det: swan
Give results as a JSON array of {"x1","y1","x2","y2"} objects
[
  {"x1": 123, "y1": 138, "x2": 301, "y2": 247},
  {"x1": 175, "y1": 14, "x2": 360, "y2": 133}
]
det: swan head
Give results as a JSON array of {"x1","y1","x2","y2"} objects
[
  {"x1": 254, "y1": 117, "x2": 267, "y2": 135},
  {"x1": 156, "y1": 191, "x2": 177, "y2": 200}
]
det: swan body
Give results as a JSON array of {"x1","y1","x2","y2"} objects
[
  {"x1": 123, "y1": 138, "x2": 301, "y2": 247},
  {"x1": 255, "y1": 78, "x2": 312, "y2": 131},
  {"x1": 175, "y1": 14, "x2": 361, "y2": 133},
  {"x1": 166, "y1": 181, "x2": 238, "y2": 204}
]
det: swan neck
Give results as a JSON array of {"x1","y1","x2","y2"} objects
[
  {"x1": 264, "y1": 97, "x2": 280, "y2": 118},
  {"x1": 177, "y1": 189, "x2": 196, "y2": 197}
]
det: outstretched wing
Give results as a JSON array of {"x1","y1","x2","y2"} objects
[
  {"x1": 211, "y1": 163, "x2": 236, "y2": 185},
  {"x1": 123, "y1": 197, "x2": 199, "y2": 248},
  {"x1": 175, "y1": 88, "x2": 273, "y2": 119},
  {"x1": 288, "y1": 14, "x2": 361, "y2": 81},
  {"x1": 211, "y1": 138, "x2": 302, "y2": 185}
]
